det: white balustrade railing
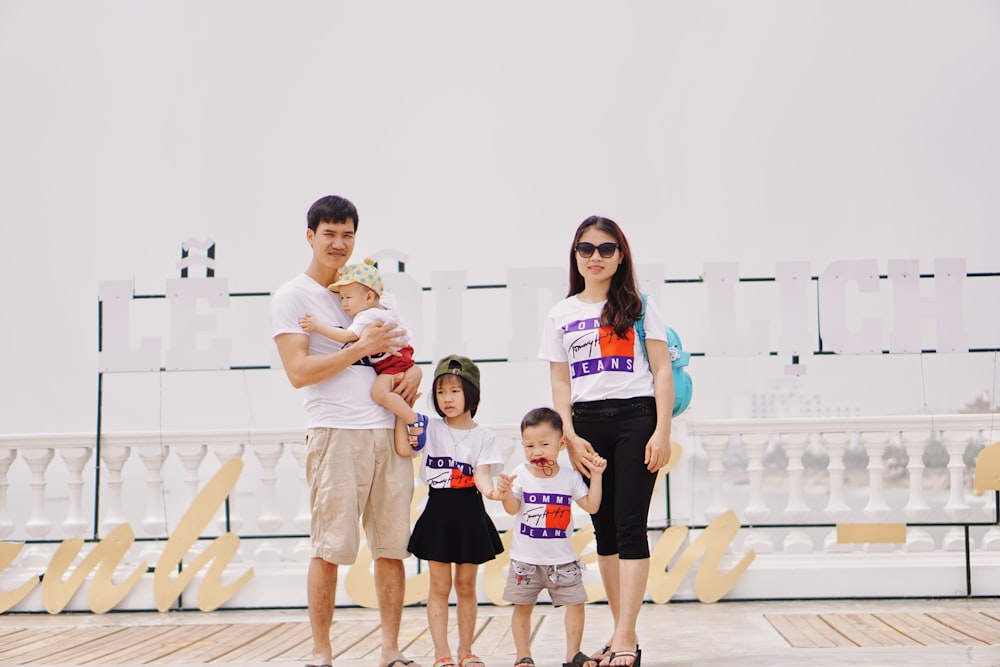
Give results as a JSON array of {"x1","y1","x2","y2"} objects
[{"x1": 1, "y1": 413, "x2": 998, "y2": 611}]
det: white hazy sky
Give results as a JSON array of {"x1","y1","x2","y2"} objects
[{"x1": 1, "y1": 1, "x2": 998, "y2": 435}]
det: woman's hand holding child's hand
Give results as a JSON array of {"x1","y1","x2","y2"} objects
[{"x1": 589, "y1": 455, "x2": 608, "y2": 476}]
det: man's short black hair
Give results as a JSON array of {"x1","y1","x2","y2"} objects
[{"x1": 307, "y1": 195, "x2": 358, "y2": 232}]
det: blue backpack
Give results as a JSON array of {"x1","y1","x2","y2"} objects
[{"x1": 634, "y1": 293, "x2": 693, "y2": 416}]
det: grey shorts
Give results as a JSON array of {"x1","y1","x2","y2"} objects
[
  {"x1": 501, "y1": 559, "x2": 588, "y2": 607},
  {"x1": 305, "y1": 427, "x2": 413, "y2": 565}
]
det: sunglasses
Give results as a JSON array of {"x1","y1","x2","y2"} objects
[{"x1": 575, "y1": 242, "x2": 619, "y2": 259}]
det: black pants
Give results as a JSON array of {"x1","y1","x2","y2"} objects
[{"x1": 572, "y1": 397, "x2": 657, "y2": 559}]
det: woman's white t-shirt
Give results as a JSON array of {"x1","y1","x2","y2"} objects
[{"x1": 538, "y1": 295, "x2": 667, "y2": 404}]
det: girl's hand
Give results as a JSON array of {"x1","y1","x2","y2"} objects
[
  {"x1": 299, "y1": 314, "x2": 318, "y2": 332},
  {"x1": 566, "y1": 434, "x2": 598, "y2": 478},
  {"x1": 644, "y1": 430, "x2": 672, "y2": 472}
]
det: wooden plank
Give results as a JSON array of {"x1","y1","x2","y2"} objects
[
  {"x1": 765, "y1": 614, "x2": 825, "y2": 648},
  {"x1": 107, "y1": 623, "x2": 232, "y2": 664},
  {"x1": 209, "y1": 622, "x2": 308, "y2": 663},
  {"x1": 156, "y1": 624, "x2": 236, "y2": 663},
  {"x1": 21, "y1": 626, "x2": 129, "y2": 664},
  {"x1": 157, "y1": 622, "x2": 279, "y2": 663},
  {"x1": 765, "y1": 613, "x2": 855, "y2": 648},
  {"x1": 474, "y1": 615, "x2": 516, "y2": 656},
  {"x1": 820, "y1": 614, "x2": 920, "y2": 647},
  {"x1": 79, "y1": 626, "x2": 198, "y2": 665},
  {"x1": 929, "y1": 611, "x2": 1000, "y2": 644},
  {"x1": 0, "y1": 627, "x2": 119, "y2": 664},
  {"x1": 74, "y1": 626, "x2": 182, "y2": 665},
  {"x1": 875, "y1": 612, "x2": 988, "y2": 647}
]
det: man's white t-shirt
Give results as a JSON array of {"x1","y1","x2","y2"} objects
[
  {"x1": 271, "y1": 273, "x2": 393, "y2": 429},
  {"x1": 538, "y1": 295, "x2": 667, "y2": 404}
]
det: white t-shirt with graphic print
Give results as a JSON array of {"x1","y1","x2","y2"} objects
[
  {"x1": 538, "y1": 295, "x2": 667, "y2": 404},
  {"x1": 508, "y1": 463, "x2": 590, "y2": 566},
  {"x1": 418, "y1": 419, "x2": 504, "y2": 489}
]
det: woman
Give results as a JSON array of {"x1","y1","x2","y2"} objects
[{"x1": 538, "y1": 216, "x2": 674, "y2": 667}]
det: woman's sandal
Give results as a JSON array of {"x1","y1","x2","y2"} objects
[
  {"x1": 407, "y1": 413, "x2": 429, "y2": 451},
  {"x1": 458, "y1": 654, "x2": 485, "y2": 667},
  {"x1": 563, "y1": 651, "x2": 599, "y2": 667},
  {"x1": 514, "y1": 657, "x2": 535, "y2": 667},
  {"x1": 432, "y1": 659, "x2": 457, "y2": 667},
  {"x1": 605, "y1": 648, "x2": 640, "y2": 667}
]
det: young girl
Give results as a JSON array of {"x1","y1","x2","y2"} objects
[{"x1": 395, "y1": 354, "x2": 505, "y2": 667}]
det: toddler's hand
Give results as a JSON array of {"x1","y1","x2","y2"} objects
[
  {"x1": 590, "y1": 455, "x2": 608, "y2": 475},
  {"x1": 299, "y1": 314, "x2": 318, "y2": 332},
  {"x1": 490, "y1": 472, "x2": 516, "y2": 500}
]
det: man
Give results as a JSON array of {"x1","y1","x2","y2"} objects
[{"x1": 272, "y1": 195, "x2": 423, "y2": 667}]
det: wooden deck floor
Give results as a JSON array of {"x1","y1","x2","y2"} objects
[
  {"x1": 0, "y1": 611, "x2": 532, "y2": 665},
  {"x1": 765, "y1": 610, "x2": 1000, "y2": 648}
]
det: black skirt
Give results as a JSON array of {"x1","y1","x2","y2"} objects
[{"x1": 408, "y1": 486, "x2": 504, "y2": 564}]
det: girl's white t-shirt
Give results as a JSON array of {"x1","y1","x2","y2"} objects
[
  {"x1": 419, "y1": 419, "x2": 504, "y2": 489},
  {"x1": 538, "y1": 295, "x2": 667, "y2": 403}
]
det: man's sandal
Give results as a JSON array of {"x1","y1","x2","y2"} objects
[
  {"x1": 407, "y1": 413, "x2": 429, "y2": 451},
  {"x1": 458, "y1": 654, "x2": 485, "y2": 667},
  {"x1": 514, "y1": 658, "x2": 534, "y2": 667},
  {"x1": 564, "y1": 651, "x2": 599, "y2": 667}
]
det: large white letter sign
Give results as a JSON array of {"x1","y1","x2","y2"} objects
[
  {"x1": 888, "y1": 258, "x2": 967, "y2": 353},
  {"x1": 775, "y1": 261, "x2": 813, "y2": 373},
  {"x1": 98, "y1": 280, "x2": 162, "y2": 372},
  {"x1": 703, "y1": 262, "x2": 770, "y2": 356},
  {"x1": 430, "y1": 271, "x2": 468, "y2": 361},
  {"x1": 164, "y1": 277, "x2": 231, "y2": 371},
  {"x1": 818, "y1": 260, "x2": 882, "y2": 354},
  {"x1": 506, "y1": 267, "x2": 565, "y2": 362}
]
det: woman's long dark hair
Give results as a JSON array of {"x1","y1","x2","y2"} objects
[{"x1": 567, "y1": 215, "x2": 643, "y2": 339}]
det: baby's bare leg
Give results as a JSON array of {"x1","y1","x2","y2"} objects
[{"x1": 371, "y1": 374, "x2": 418, "y2": 424}]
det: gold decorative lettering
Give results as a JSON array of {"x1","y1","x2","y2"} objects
[
  {"x1": 647, "y1": 509, "x2": 754, "y2": 603},
  {"x1": 0, "y1": 542, "x2": 39, "y2": 613},
  {"x1": 153, "y1": 459, "x2": 253, "y2": 611},
  {"x1": 974, "y1": 441, "x2": 1000, "y2": 492},
  {"x1": 42, "y1": 523, "x2": 144, "y2": 613}
]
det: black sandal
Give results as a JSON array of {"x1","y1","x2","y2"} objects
[
  {"x1": 514, "y1": 658, "x2": 535, "y2": 667},
  {"x1": 564, "y1": 651, "x2": 599, "y2": 667}
]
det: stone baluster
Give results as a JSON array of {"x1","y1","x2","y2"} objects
[
  {"x1": 60, "y1": 447, "x2": 93, "y2": 538},
  {"x1": 288, "y1": 439, "x2": 312, "y2": 560},
  {"x1": 699, "y1": 434, "x2": 731, "y2": 523},
  {"x1": 213, "y1": 444, "x2": 246, "y2": 536},
  {"x1": 740, "y1": 433, "x2": 773, "y2": 554},
  {"x1": 780, "y1": 432, "x2": 813, "y2": 553},
  {"x1": 821, "y1": 431, "x2": 854, "y2": 552},
  {"x1": 900, "y1": 430, "x2": 934, "y2": 551},
  {"x1": 252, "y1": 442, "x2": 285, "y2": 563},
  {"x1": 860, "y1": 431, "x2": 895, "y2": 552},
  {"x1": 137, "y1": 445, "x2": 170, "y2": 537},
  {"x1": 941, "y1": 430, "x2": 972, "y2": 551},
  {"x1": 174, "y1": 445, "x2": 207, "y2": 509},
  {"x1": 0, "y1": 448, "x2": 18, "y2": 539},
  {"x1": 136, "y1": 444, "x2": 170, "y2": 563},
  {"x1": 99, "y1": 445, "x2": 131, "y2": 538},
  {"x1": 21, "y1": 448, "x2": 56, "y2": 567},
  {"x1": 981, "y1": 486, "x2": 1000, "y2": 550}
]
